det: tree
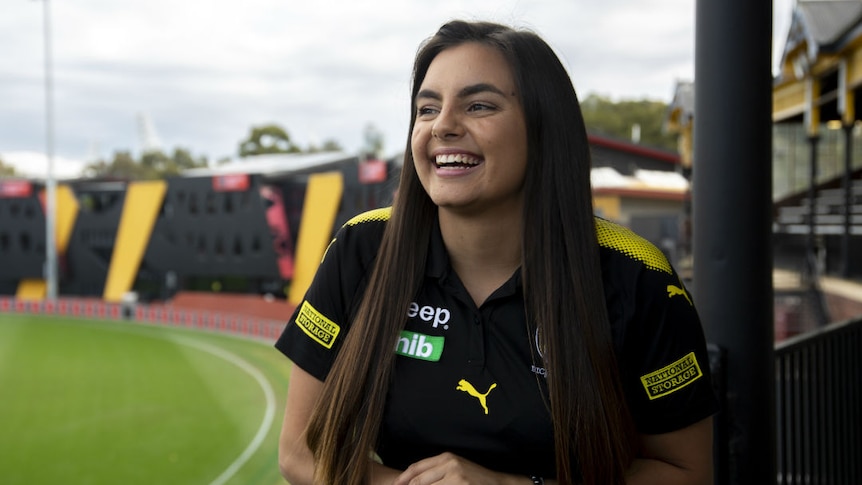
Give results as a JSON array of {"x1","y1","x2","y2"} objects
[
  {"x1": 83, "y1": 148, "x2": 208, "y2": 180},
  {"x1": 362, "y1": 123, "x2": 384, "y2": 158},
  {"x1": 580, "y1": 94, "x2": 677, "y2": 151},
  {"x1": 0, "y1": 157, "x2": 16, "y2": 176},
  {"x1": 141, "y1": 148, "x2": 207, "y2": 177},
  {"x1": 84, "y1": 151, "x2": 152, "y2": 179},
  {"x1": 238, "y1": 124, "x2": 301, "y2": 157},
  {"x1": 172, "y1": 147, "x2": 207, "y2": 170},
  {"x1": 140, "y1": 150, "x2": 171, "y2": 176},
  {"x1": 307, "y1": 138, "x2": 344, "y2": 153}
]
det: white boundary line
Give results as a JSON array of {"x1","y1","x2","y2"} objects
[
  {"x1": 11, "y1": 316, "x2": 280, "y2": 484},
  {"x1": 171, "y1": 336, "x2": 277, "y2": 485}
]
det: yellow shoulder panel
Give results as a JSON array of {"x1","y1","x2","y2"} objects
[
  {"x1": 595, "y1": 218, "x2": 673, "y2": 274},
  {"x1": 315, "y1": 206, "x2": 392, "y2": 275},
  {"x1": 344, "y1": 207, "x2": 392, "y2": 226}
]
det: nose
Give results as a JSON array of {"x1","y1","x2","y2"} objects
[{"x1": 431, "y1": 107, "x2": 463, "y2": 140}]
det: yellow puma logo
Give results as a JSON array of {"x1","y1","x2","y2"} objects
[
  {"x1": 456, "y1": 379, "x2": 497, "y2": 415},
  {"x1": 667, "y1": 284, "x2": 692, "y2": 306}
]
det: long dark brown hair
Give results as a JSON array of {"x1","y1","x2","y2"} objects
[{"x1": 306, "y1": 20, "x2": 637, "y2": 485}]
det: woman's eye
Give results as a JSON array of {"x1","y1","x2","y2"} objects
[
  {"x1": 417, "y1": 106, "x2": 438, "y2": 117},
  {"x1": 468, "y1": 103, "x2": 495, "y2": 112}
]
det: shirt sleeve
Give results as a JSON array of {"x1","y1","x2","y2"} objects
[
  {"x1": 619, "y1": 265, "x2": 720, "y2": 435},
  {"x1": 274, "y1": 224, "x2": 371, "y2": 381}
]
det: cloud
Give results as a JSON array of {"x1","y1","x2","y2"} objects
[
  {"x1": 1, "y1": 151, "x2": 88, "y2": 180},
  {"x1": 0, "y1": 0, "x2": 789, "y2": 169}
]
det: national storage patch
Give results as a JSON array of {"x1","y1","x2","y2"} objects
[
  {"x1": 295, "y1": 301, "x2": 340, "y2": 349},
  {"x1": 640, "y1": 352, "x2": 703, "y2": 400}
]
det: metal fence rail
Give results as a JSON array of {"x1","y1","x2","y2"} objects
[{"x1": 775, "y1": 316, "x2": 862, "y2": 484}]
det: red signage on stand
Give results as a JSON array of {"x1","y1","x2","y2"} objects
[
  {"x1": 0, "y1": 180, "x2": 33, "y2": 198},
  {"x1": 358, "y1": 159, "x2": 387, "y2": 184},
  {"x1": 212, "y1": 174, "x2": 250, "y2": 192}
]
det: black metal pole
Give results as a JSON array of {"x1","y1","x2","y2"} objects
[
  {"x1": 843, "y1": 125, "x2": 852, "y2": 278},
  {"x1": 41, "y1": 0, "x2": 58, "y2": 300},
  {"x1": 807, "y1": 135, "x2": 820, "y2": 282},
  {"x1": 693, "y1": 1, "x2": 774, "y2": 484}
]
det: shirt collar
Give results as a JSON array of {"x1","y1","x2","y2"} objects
[{"x1": 425, "y1": 216, "x2": 523, "y2": 298}]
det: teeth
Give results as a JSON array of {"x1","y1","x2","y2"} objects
[{"x1": 435, "y1": 154, "x2": 480, "y2": 165}]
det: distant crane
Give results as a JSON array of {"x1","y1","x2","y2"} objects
[
  {"x1": 136, "y1": 112, "x2": 163, "y2": 154},
  {"x1": 86, "y1": 140, "x2": 102, "y2": 163}
]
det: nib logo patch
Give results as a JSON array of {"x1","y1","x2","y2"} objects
[{"x1": 394, "y1": 331, "x2": 444, "y2": 361}]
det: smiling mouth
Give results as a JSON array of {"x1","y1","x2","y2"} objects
[{"x1": 435, "y1": 153, "x2": 481, "y2": 168}]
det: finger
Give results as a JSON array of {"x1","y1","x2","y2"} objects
[{"x1": 393, "y1": 453, "x2": 453, "y2": 485}]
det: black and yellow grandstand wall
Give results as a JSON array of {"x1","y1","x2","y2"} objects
[
  {"x1": 0, "y1": 180, "x2": 49, "y2": 296},
  {"x1": 0, "y1": 154, "x2": 399, "y2": 304},
  {"x1": 61, "y1": 181, "x2": 126, "y2": 297}
]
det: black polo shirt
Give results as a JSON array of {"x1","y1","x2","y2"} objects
[{"x1": 275, "y1": 207, "x2": 718, "y2": 478}]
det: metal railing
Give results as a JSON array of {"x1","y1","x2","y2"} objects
[{"x1": 775, "y1": 316, "x2": 862, "y2": 484}]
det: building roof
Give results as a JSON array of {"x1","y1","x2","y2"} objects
[
  {"x1": 591, "y1": 166, "x2": 689, "y2": 201},
  {"x1": 779, "y1": 0, "x2": 862, "y2": 78},
  {"x1": 798, "y1": 0, "x2": 862, "y2": 48},
  {"x1": 181, "y1": 151, "x2": 359, "y2": 179},
  {"x1": 587, "y1": 133, "x2": 680, "y2": 165},
  {"x1": 591, "y1": 166, "x2": 689, "y2": 191},
  {"x1": 664, "y1": 80, "x2": 694, "y2": 134}
]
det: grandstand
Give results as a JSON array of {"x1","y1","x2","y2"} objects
[{"x1": 0, "y1": 151, "x2": 398, "y2": 308}]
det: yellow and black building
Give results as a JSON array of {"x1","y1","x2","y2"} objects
[
  {"x1": 663, "y1": 1, "x2": 862, "y2": 279},
  {"x1": 0, "y1": 152, "x2": 398, "y2": 304},
  {"x1": 772, "y1": 0, "x2": 862, "y2": 278}
]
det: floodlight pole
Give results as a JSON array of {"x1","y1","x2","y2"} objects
[{"x1": 42, "y1": 0, "x2": 58, "y2": 300}]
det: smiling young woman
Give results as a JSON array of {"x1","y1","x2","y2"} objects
[
  {"x1": 411, "y1": 42, "x2": 529, "y2": 222},
  {"x1": 275, "y1": 20, "x2": 718, "y2": 485}
]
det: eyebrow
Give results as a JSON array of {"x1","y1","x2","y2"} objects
[{"x1": 416, "y1": 83, "x2": 508, "y2": 102}]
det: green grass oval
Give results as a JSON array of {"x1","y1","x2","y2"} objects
[{"x1": 0, "y1": 314, "x2": 291, "y2": 485}]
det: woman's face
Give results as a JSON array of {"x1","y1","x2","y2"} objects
[{"x1": 411, "y1": 42, "x2": 528, "y2": 216}]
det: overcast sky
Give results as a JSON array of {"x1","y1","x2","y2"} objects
[{"x1": 1, "y1": 0, "x2": 795, "y2": 178}]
